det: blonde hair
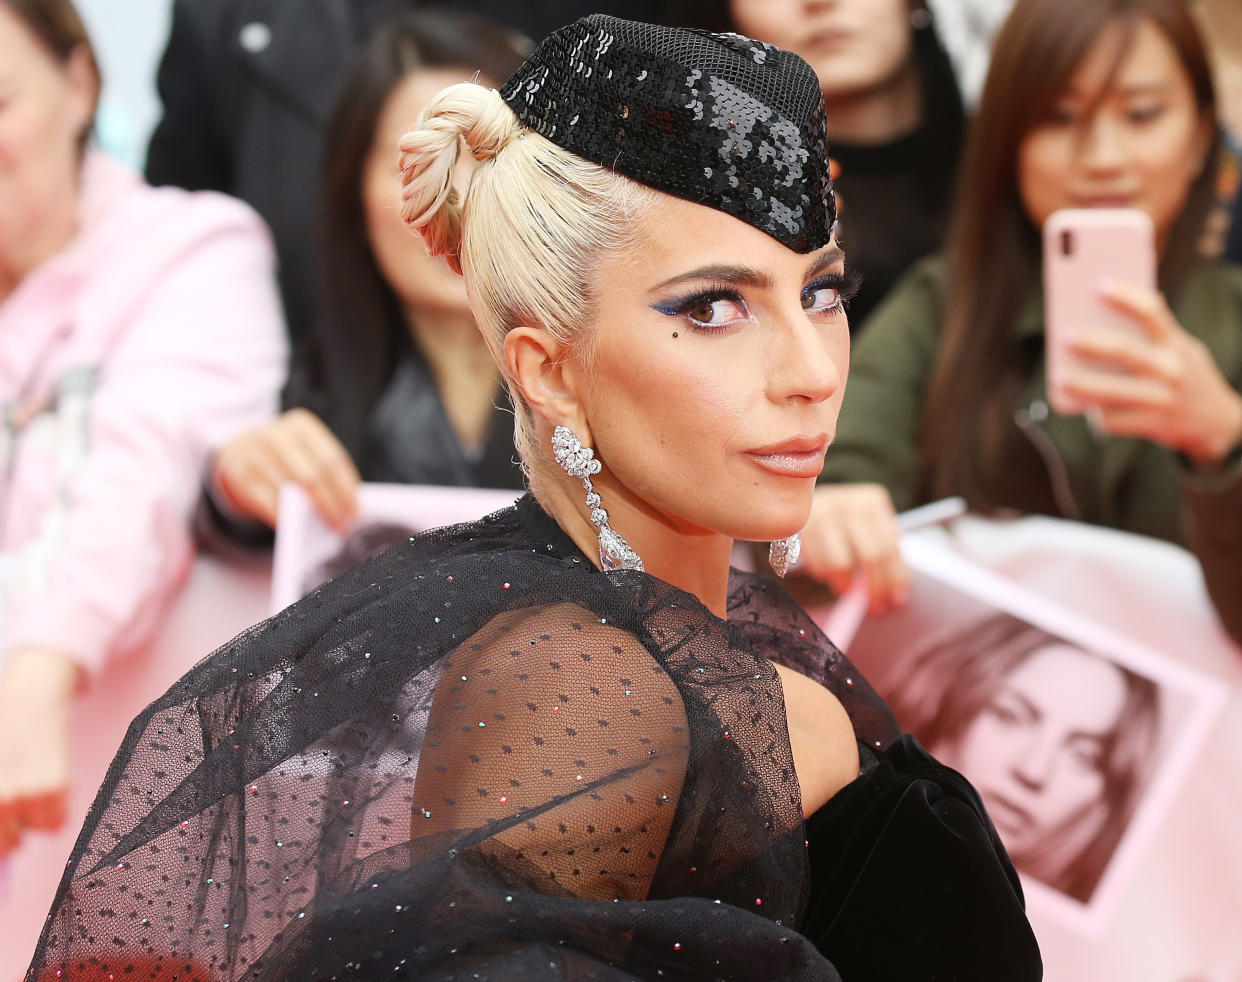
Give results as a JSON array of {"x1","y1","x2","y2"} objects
[{"x1": 398, "y1": 82, "x2": 656, "y2": 482}]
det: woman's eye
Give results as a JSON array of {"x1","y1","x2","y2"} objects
[
  {"x1": 686, "y1": 297, "x2": 748, "y2": 328},
  {"x1": 1067, "y1": 738, "x2": 1106, "y2": 772},
  {"x1": 1069, "y1": 748, "x2": 1104, "y2": 774},
  {"x1": 652, "y1": 288, "x2": 751, "y2": 333},
  {"x1": 801, "y1": 286, "x2": 843, "y2": 313},
  {"x1": 1127, "y1": 104, "x2": 1165, "y2": 124},
  {"x1": 985, "y1": 701, "x2": 1025, "y2": 727}
]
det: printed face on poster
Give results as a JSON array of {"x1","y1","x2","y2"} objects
[{"x1": 827, "y1": 534, "x2": 1225, "y2": 936}]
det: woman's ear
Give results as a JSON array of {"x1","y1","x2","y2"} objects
[{"x1": 504, "y1": 326, "x2": 592, "y2": 442}]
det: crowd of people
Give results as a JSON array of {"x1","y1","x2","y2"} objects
[{"x1": 4, "y1": 0, "x2": 1242, "y2": 976}]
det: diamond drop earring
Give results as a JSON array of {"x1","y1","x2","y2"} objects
[
  {"x1": 769, "y1": 533, "x2": 801, "y2": 578},
  {"x1": 551, "y1": 425, "x2": 644, "y2": 572}
]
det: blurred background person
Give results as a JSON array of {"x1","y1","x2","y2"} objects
[
  {"x1": 888, "y1": 614, "x2": 1160, "y2": 903},
  {"x1": 662, "y1": 0, "x2": 965, "y2": 327},
  {"x1": 1192, "y1": 0, "x2": 1242, "y2": 264},
  {"x1": 804, "y1": 0, "x2": 1242, "y2": 643},
  {"x1": 204, "y1": 10, "x2": 526, "y2": 544},
  {"x1": 0, "y1": 0, "x2": 285, "y2": 854},
  {"x1": 145, "y1": 0, "x2": 661, "y2": 385},
  {"x1": 923, "y1": 0, "x2": 1015, "y2": 107},
  {"x1": 1193, "y1": 0, "x2": 1242, "y2": 139}
]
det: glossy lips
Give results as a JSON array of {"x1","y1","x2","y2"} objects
[{"x1": 744, "y1": 434, "x2": 830, "y2": 478}]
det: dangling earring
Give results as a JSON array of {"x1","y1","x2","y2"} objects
[
  {"x1": 769, "y1": 533, "x2": 801, "y2": 579},
  {"x1": 551, "y1": 425, "x2": 644, "y2": 572}
]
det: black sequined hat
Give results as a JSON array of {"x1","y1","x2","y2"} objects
[{"x1": 499, "y1": 15, "x2": 837, "y2": 254}]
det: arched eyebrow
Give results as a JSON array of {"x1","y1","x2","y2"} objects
[
  {"x1": 1002, "y1": 689, "x2": 1043, "y2": 723},
  {"x1": 803, "y1": 245, "x2": 845, "y2": 281},
  {"x1": 649, "y1": 245, "x2": 844, "y2": 293}
]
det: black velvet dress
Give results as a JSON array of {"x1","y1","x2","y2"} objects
[{"x1": 27, "y1": 496, "x2": 1040, "y2": 980}]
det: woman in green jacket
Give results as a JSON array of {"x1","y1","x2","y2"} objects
[{"x1": 807, "y1": 0, "x2": 1242, "y2": 643}]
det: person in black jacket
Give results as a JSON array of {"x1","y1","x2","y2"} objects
[
  {"x1": 204, "y1": 9, "x2": 528, "y2": 542},
  {"x1": 146, "y1": 0, "x2": 663, "y2": 367}
]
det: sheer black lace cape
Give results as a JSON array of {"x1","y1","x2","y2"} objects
[{"x1": 28, "y1": 496, "x2": 1038, "y2": 980}]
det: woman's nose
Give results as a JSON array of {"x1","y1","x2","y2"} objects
[
  {"x1": 768, "y1": 314, "x2": 844, "y2": 405},
  {"x1": 1078, "y1": 112, "x2": 1130, "y2": 174},
  {"x1": 1011, "y1": 734, "x2": 1059, "y2": 791}
]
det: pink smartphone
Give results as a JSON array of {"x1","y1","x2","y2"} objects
[{"x1": 1043, "y1": 208, "x2": 1156, "y2": 415}]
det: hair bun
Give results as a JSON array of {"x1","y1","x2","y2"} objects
[
  {"x1": 398, "y1": 83, "x2": 521, "y2": 272},
  {"x1": 463, "y1": 88, "x2": 523, "y2": 161}
]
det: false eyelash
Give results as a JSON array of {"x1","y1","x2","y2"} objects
[
  {"x1": 650, "y1": 282, "x2": 745, "y2": 319},
  {"x1": 650, "y1": 265, "x2": 864, "y2": 322},
  {"x1": 806, "y1": 265, "x2": 864, "y2": 309}
]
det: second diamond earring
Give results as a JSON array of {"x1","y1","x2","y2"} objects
[{"x1": 769, "y1": 533, "x2": 801, "y2": 578}]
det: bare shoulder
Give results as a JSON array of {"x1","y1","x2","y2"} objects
[{"x1": 774, "y1": 664, "x2": 861, "y2": 818}]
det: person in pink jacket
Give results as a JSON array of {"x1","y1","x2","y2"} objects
[{"x1": 0, "y1": 0, "x2": 286, "y2": 855}]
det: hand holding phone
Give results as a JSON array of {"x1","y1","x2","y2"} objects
[
  {"x1": 1042, "y1": 208, "x2": 1242, "y2": 463},
  {"x1": 1043, "y1": 208, "x2": 1156, "y2": 415}
]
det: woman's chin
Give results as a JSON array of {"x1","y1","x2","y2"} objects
[{"x1": 720, "y1": 506, "x2": 812, "y2": 544}]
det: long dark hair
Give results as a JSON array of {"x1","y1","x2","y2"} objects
[
  {"x1": 291, "y1": 10, "x2": 527, "y2": 463},
  {"x1": 919, "y1": 0, "x2": 1220, "y2": 504},
  {"x1": 3, "y1": 0, "x2": 100, "y2": 151}
]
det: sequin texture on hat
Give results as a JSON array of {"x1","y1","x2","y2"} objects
[{"x1": 500, "y1": 15, "x2": 837, "y2": 253}]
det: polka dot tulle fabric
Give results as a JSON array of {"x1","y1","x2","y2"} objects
[{"x1": 27, "y1": 497, "x2": 1038, "y2": 980}]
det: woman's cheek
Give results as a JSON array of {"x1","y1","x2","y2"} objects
[{"x1": 1048, "y1": 760, "x2": 1106, "y2": 823}]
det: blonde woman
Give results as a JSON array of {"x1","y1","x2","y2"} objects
[{"x1": 30, "y1": 17, "x2": 1040, "y2": 980}]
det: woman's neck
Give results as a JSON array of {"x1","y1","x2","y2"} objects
[
  {"x1": 403, "y1": 305, "x2": 498, "y2": 451},
  {"x1": 537, "y1": 473, "x2": 734, "y2": 619},
  {"x1": 823, "y1": 58, "x2": 923, "y2": 146}
]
